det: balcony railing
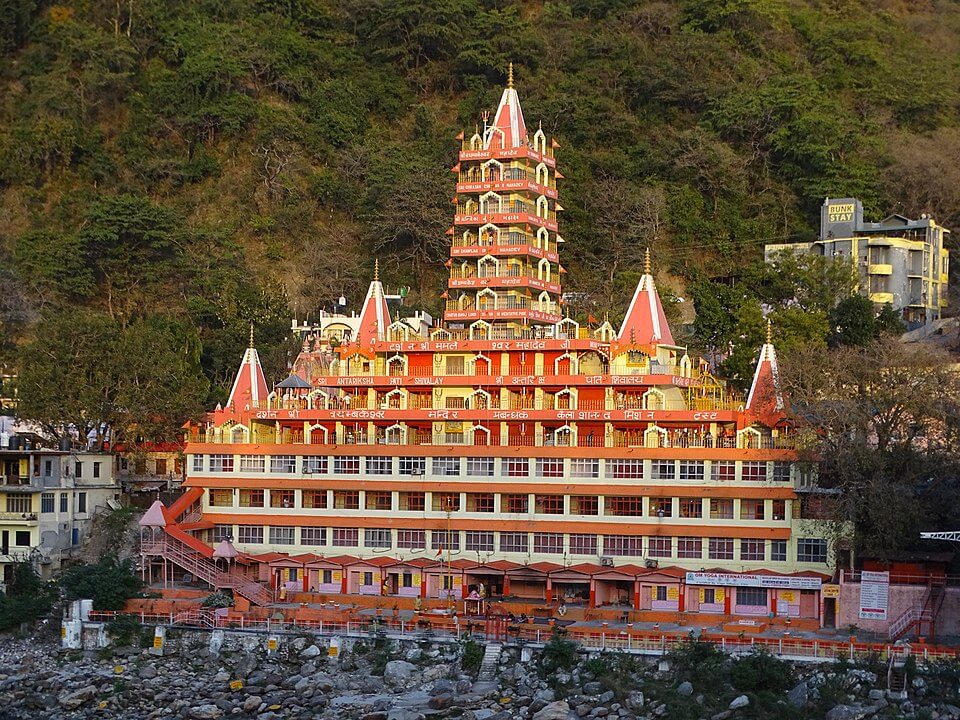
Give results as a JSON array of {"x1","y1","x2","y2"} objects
[{"x1": 0, "y1": 511, "x2": 38, "y2": 521}]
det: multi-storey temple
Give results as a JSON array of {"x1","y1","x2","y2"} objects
[{"x1": 145, "y1": 71, "x2": 834, "y2": 626}]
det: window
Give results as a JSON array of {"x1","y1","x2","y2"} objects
[
  {"x1": 192, "y1": 455, "x2": 205, "y2": 472},
  {"x1": 334, "y1": 456, "x2": 360, "y2": 474},
  {"x1": 772, "y1": 500, "x2": 786, "y2": 521},
  {"x1": 771, "y1": 540, "x2": 787, "y2": 562},
  {"x1": 59, "y1": 493, "x2": 68, "y2": 513},
  {"x1": 736, "y1": 587, "x2": 767, "y2": 607},
  {"x1": 237, "y1": 525, "x2": 264, "y2": 544},
  {"x1": 466, "y1": 493, "x2": 495, "y2": 513},
  {"x1": 570, "y1": 495, "x2": 599, "y2": 515},
  {"x1": 650, "y1": 460, "x2": 676, "y2": 481},
  {"x1": 445, "y1": 356, "x2": 465, "y2": 375},
  {"x1": 302, "y1": 456, "x2": 328, "y2": 474},
  {"x1": 504, "y1": 458, "x2": 529, "y2": 477},
  {"x1": 432, "y1": 457, "x2": 460, "y2": 476},
  {"x1": 677, "y1": 536, "x2": 702, "y2": 559},
  {"x1": 302, "y1": 490, "x2": 327, "y2": 509},
  {"x1": 570, "y1": 458, "x2": 599, "y2": 478},
  {"x1": 607, "y1": 459, "x2": 643, "y2": 479},
  {"x1": 709, "y1": 537, "x2": 734, "y2": 560},
  {"x1": 701, "y1": 588, "x2": 716, "y2": 605},
  {"x1": 365, "y1": 491, "x2": 392, "y2": 511},
  {"x1": 14, "y1": 531, "x2": 30, "y2": 546},
  {"x1": 432, "y1": 492, "x2": 460, "y2": 511},
  {"x1": 648, "y1": 497, "x2": 672, "y2": 518},
  {"x1": 209, "y1": 454, "x2": 234, "y2": 472},
  {"x1": 43, "y1": 460, "x2": 52, "y2": 477},
  {"x1": 75, "y1": 462, "x2": 83, "y2": 478},
  {"x1": 679, "y1": 461, "x2": 704, "y2": 482},
  {"x1": 213, "y1": 524, "x2": 233, "y2": 541},
  {"x1": 503, "y1": 494, "x2": 528, "y2": 513},
  {"x1": 604, "y1": 535, "x2": 643, "y2": 557},
  {"x1": 333, "y1": 490, "x2": 360, "y2": 510},
  {"x1": 740, "y1": 499, "x2": 765, "y2": 520},
  {"x1": 77, "y1": 493, "x2": 86, "y2": 513},
  {"x1": 270, "y1": 489, "x2": 295, "y2": 508},
  {"x1": 740, "y1": 539, "x2": 765, "y2": 561},
  {"x1": 399, "y1": 492, "x2": 425, "y2": 511},
  {"x1": 156, "y1": 459, "x2": 167, "y2": 475},
  {"x1": 333, "y1": 528, "x2": 359, "y2": 547},
  {"x1": 240, "y1": 455, "x2": 265, "y2": 473},
  {"x1": 397, "y1": 530, "x2": 426, "y2": 549},
  {"x1": 679, "y1": 498, "x2": 702, "y2": 519},
  {"x1": 535, "y1": 458, "x2": 564, "y2": 477},
  {"x1": 647, "y1": 536, "x2": 672, "y2": 558},
  {"x1": 712, "y1": 461, "x2": 735, "y2": 482},
  {"x1": 535, "y1": 495, "x2": 564, "y2": 515},
  {"x1": 605, "y1": 496, "x2": 644, "y2": 517},
  {"x1": 239, "y1": 489, "x2": 264, "y2": 508},
  {"x1": 399, "y1": 456, "x2": 426, "y2": 475},
  {"x1": 41, "y1": 493, "x2": 54, "y2": 514},
  {"x1": 209, "y1": 489, "x2": 233, "y2": 507},
  {"x1": 301, "y1": 527, "x2": 327, "y2": 546},
  {"x1": 269, "y1": 526, "x2": 295, "y2": 545},
  {"x1": 655, "y1": 586, "x2": 669, "y2": 602},
  {"x1": 93, "y1": 462, "x2": 101, "y2": 479},
  {"x1": 797, "y1": 538, "x2": 828, "y2": 563},
  {"x1": 772, "y1": 462, "x2": 791, "y2": 483},
  {"x1": 710, "y1": 499, "x2": 733, "y2": 519},
  {"x1": 500, "y1": 532, "x2": 527, "y2": 553},
  {"x1": 432, "y1": 529, "x2": 460, "y2": 551},
  {"x1": 534, "y1": 533, "x2": 564, "y2": 554},
  {"x1": 742, "y1": 461, "x2": 767, "y2": 482},
  {"x1": 466, "y1": 457, "x2": 494, "y2": 476},
  {"x1": 365, "y1": 528, "x2": 392, "y2": 548},
  {"x1": 466, "y1": 531, "x2": 494, "y2": 552},
  {"x1": 569, "y1": 534, "x2": 598, "y2": 555},
  {"x1": 366, "y1": 456, "x2": 393, "y2": 475}
]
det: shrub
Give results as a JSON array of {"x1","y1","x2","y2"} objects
[
  {"x1": 667, "y1": 639, "x2": 731, "y2": 695},
  {"x1": 541, "y1": 631, "x2": 579, "y2": 676},
  {"x1": 584, "y1": 651, "x2": 641, "y2": 699},
  {"x1": 0, "y1": 562, "x2": 57, "y2": 631},
  {"x1": 461, "y1": 639, "x2": 483, "y2": 675},
  {"x1": 201, "y1": 591, "x2": 234, "y2": 608},
  {"x1": 730, "y1": 647, "x2": 793, "y2": 693},
  {"x1": 106, "y1": 614, "x2": 142, "y2": 646},
  {"x1": 60, "y1": 556, "x2": 143, "y2": 610}
]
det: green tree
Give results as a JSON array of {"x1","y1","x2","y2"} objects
[
  {"x1": 61, "y1": 556, "x2": 144, "y2": 611},
  {"x1": 0, "y1": 562, "x2": 57, "y2": 631}
]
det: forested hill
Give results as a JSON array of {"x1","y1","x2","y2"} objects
[{"x1": 2, "y1": 0, "x2": 959, "y2": 427}]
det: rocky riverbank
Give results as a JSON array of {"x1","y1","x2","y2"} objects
[{"x1": 1, "y1": 626, "x2": 959, "y2": 720}]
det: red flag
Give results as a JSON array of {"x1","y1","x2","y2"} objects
[
  {"x1": 451, "y1": 195, "x2": 459, "y2": 204},
  {"x1": 445, "y1": 227, "x2": 454, "y2": 236},
  {"x1": 588, "y1": 314, "x2": 597, "y2": 324},
  {"x1": 444, "y1": 259, "x2": 453, "y2": 268},
  {"x1": 440, "y1": 291, "x2": 449, "y2": 299},
  {"x1": 451, "y1": 163, "x2": 461, "y2": 173},
  {"x1": 551, "y1": 138, "x2": 561, "y2": 148},
  {"x1": 555, "y1": 171, "x2": 565, "y2": 179},
  {"x1": 455, "y1": 131, "x2": 464, "y2": 141}
]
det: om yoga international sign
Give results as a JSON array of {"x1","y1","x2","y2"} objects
[{"x1": 685, "y1": 572, "x2": 823, "y2": 591}]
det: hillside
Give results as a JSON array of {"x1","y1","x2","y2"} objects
[{"x1": 2, "y1": 0, "x2": 959, "y2": 419}]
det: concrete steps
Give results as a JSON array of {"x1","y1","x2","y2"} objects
[{"x1": 477, "y1": 643, "x2": 502, "y2": 682}]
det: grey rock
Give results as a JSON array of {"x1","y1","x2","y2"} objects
[
  {"x1": 626, "y1": 691, "x2": 644, "y2": 711},
  {"x1": 301, "y1": 645, "x2": 321, "y2": 658},
  {"x1": 428, "y1": 693, "x2": 455, "y2": 710},
  {"x1": 711, "y1": 712, "x2": 733, "y2": 720},
  {"x1": 677, "y1": 681, "x2": 694, "y2": 697},
  {"x1": 867, "y1": 690, "x2": 884, "y2": 701},
  {"x1": 138, "y1": 664, "x2": 158, "y2": 680},
  {"x1": 583, "y1": 682, "x2": 602, "y2": 695},
  {"x1": 384, "y1": 660, "x2": 418, "y2": 687},
  {"x1": 387, "y1": 710, "x2": 424, "y2": 720},
  {"x1": 534, "y1": 688, "x2": 556, "y2": 704},
  {"x1": 912, "y1": 676, "x2": 927, "y2": 690},
  {"x1": 787, "y1": 681, "x2": 809, "y2": 708},
  {"x1": 728, "y1": 695, "x2": 749, "y2": 711},
  {"x1": 189, "y1": 704, "x2": 224, "y2": 719},
  {"x1": 532, "y1": 700, "x2": 572, "y2": 720},
  {"x1": 591, "y1": 708, "x2": 609, "y2": 717},
  {"x1": 944, "y1": 705, "x2": 960, "y2": 718},
  {"x1": 431, "y1": 679, "x2": 456, "y2": 695},
  {"x1": 825, "y1": 705, "x2": 874, "y2": 720},
  {"x1": 58, "y1": 685, "x2": 98, "y2": 710},
  {"x1": 599, "y1": 690, "x2": 615, "y2": 704},
  {"x1": 243, "y1": 696, "x2": 262, "y2": 713}
]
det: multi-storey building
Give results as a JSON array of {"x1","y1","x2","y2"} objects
[
  {"x1": 765, "y1": 197, "x2": 950, "y2": 329},
  {"x1": 0, "y1": 438, "x2": 120, "y2": 589},
  {"x1": 158, "y1": 72, "x2": 835, "y2": 624}
]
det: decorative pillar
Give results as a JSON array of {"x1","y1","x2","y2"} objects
[
  {"x1": 633, "y1": 579, "x2": 641, "y2": 610},
  {"x1": 589, "y1": 579, "x2": 596, "y2": 608}
]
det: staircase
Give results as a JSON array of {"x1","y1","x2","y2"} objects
[
  {"x1": 142, "y1": 536, "x2": 272, "y2": 606},
  {"x1": 478, "y1": 643, "x2": 502, "y2": 681},
  {"x1": 887, "y1": 656, "x2": 908, "y2": 699},
  {"x1": 172, "y1": 608, "x2": 218, "y2": 628},
  {"x1": 888, "y1": 579, "x2": 946, "y2": 642}
]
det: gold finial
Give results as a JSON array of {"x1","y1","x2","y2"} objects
[
  {"x1": 249, "y1": 323, "x2": 254, "y2": 349},
  {"x1": 766, "y1": 318, "x2": 772, "y2": 345},
  {"x1": 508, "y1": 62, "x2": 514, "y2": 88},
  {"x1": 374, "y1": 258, "x2": 380, "y2": 282},
  {"x1": 644, "y1": 247, "x2": 652, "y2": 275}
]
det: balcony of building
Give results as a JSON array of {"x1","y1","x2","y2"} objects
[{"x1": 457, "y1": 166, "x2": 556, "y2": 191}]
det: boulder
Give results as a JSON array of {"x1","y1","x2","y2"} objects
[
  {"x1": 728, "y1": 695, "x2": 749, "y2": 711},
  {"x1": 787, "y1": 681, "x2": 809, "y2": 708},
  {"x1": 242, "y1": 696, "x2": 262, "y2": 713},
  {"x1": 825, "y1": 705, "x2": 875, "y2": 720},
  {"x1": 428, "y1": 693, "x2": 455, "y2": 710},
  {"x1": 301, "y1": 645, "x2": 321, "y2": 659},
  {"x1": 583, "y1": 682, "x2": 602, "y2": 695},
  {"x1": 677, "y1": 681, "x2": 693, "y2": 697},
  {"x1": 58, "y1": 685, "x2": 98, "y2": 710},
  {"x1": 189, "y1": 704, "x2": 224, "y2": 719},
  {"x1": 431, "y1": 679, "x2": 456, "y2": 696},
  {"x1": 384, "y1": 660, "x2": 418, "y2": 687},
  {"x1": 533, "y1": 700, "x2": 572, "y2": 720}
]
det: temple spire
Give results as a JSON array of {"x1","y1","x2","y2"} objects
[
  {"x1": 374, "y1": 257, "x2": 380, "y2": 282},
  {"x1": 507, "y1": 61, "x2": 514, "y2": 88},
  {"x1": 249, "y1": 323, "x2": 254, "y2": 349},
  {"x1": 356, "y1": 265, "x2": 392, "y2": 347},
  {"x1": 746, "y1": 319, "x2": 785, "y2": 422},
  {"x1": 227, "y1": 331, "x2": 269, "y2": 410},
  {"x1": 617, "y1": 251, "x2": 674, "y2": 347},
  {"x1": 644, "y1": 247, "x2": 651, "y2": 275}
]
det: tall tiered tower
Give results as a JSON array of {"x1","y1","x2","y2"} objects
[{"x1": 447, "y1": 64, "x2": 563, "y2": 339}]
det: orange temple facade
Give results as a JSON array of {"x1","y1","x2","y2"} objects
[{"x1": 161, "y1": 73, "x2": 835, "y2": 625}]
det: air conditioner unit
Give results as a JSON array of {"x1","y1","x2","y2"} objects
[
  {"x1": 411, "y1": 469, "x2": 424, "y2": 476},
  {"x1": 645, "y1": 559, "x2": 659, "y2": 569},
  {"x1": 600, "y1": 556, "x2": 614, "y2": 567}
]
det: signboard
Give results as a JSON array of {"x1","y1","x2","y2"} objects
[
  {"x1": 859, "y1": 570, "x2": 890, "y2": 620},
  {"x1": 685, "y1": 572, "x2": 822, "y2": 591},
  {"x1": 822, "y1": 584, "x2": 841, "y2": 599},
  {"x1": 827, "y1": 203, "x2": 856, "y2": 223}
]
